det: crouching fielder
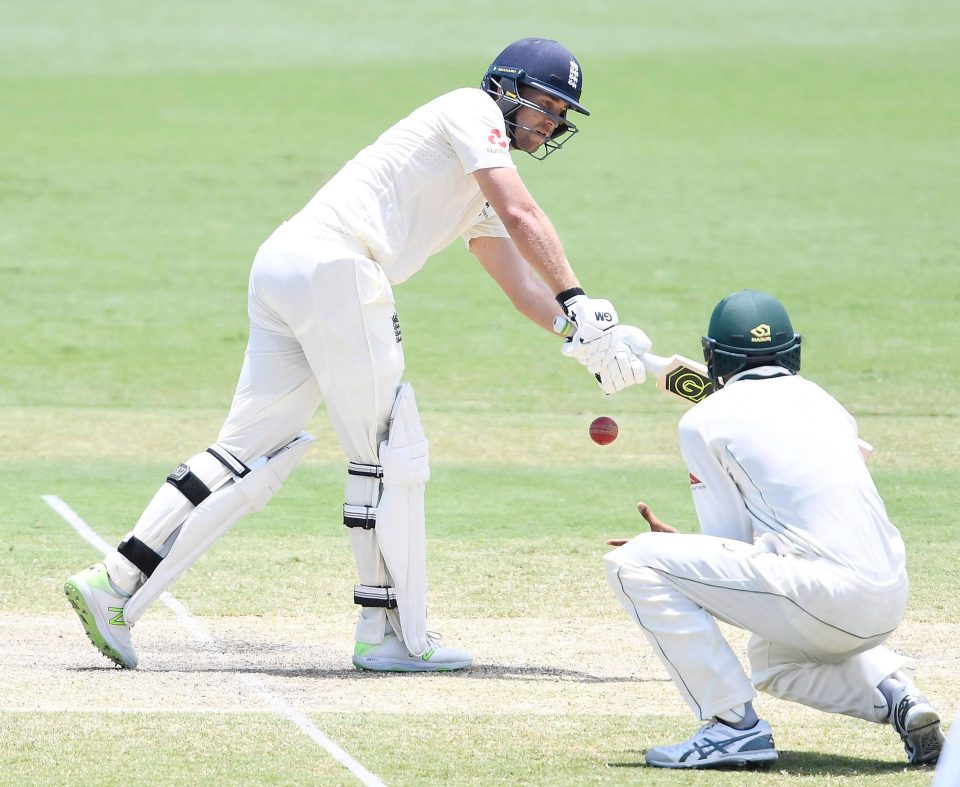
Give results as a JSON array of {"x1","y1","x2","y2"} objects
[{"x1": 604, "y1": 289, "x2": 945, "y2": 769}]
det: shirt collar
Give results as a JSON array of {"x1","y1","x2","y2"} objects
[{"x1": 724, "y1": 365, "x2": 794, "y2": 386}]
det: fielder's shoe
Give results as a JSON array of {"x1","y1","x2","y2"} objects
[
  {"x1": 645, "y1": 719, "x2": 778, "y2": 769},
  {"x1": 352, "y1": 632, "x2": 471, "y2": 672},
  {"x1": 889, "y1": 685, "x2": 944, "y2": 764},
  {"x1": 64, "y1": 563, "x2": 138, "y2": 669}
]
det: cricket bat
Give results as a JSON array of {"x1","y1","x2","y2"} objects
[
  {"x1": 553, "y1": 316, "x2": 713, "y2": 404},
  {"x1": 642, "y1": 351, "x2": 713, "y2": 404}
]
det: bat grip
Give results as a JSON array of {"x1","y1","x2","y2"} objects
[{"x1": 640, "y1": 352, "x2": 671, "y2": 378}]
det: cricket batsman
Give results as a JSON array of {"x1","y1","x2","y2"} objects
[
  {"x1": 63, "y1": 38, "x2": 651, "y2": 671},
  {"x1": 605, "y1": 289, "x2": 944, "y2": 768}
]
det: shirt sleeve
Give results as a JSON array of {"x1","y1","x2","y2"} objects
[
  {"x1": 678, "y1": 409, "x2": 755, "y2": 543},
  {"x1": 462, "y1": 201, "x2": 511, "y2": 244},
  {"x1": 437, "y1": 89, "x2": 517, "y2": 175}
]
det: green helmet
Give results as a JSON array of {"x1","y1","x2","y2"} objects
[{"x1": 701, "y1": 289, "x2": 801, "y2": 388}]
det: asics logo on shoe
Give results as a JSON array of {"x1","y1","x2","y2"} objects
[
  {"x1": 681, "y1": 730, "x2": 770, "y2": 762},
  {"x1": 108, "y1": 607, "x2": 127, "y2": 626}
]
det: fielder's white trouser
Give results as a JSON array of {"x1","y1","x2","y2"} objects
[
  {"x1": 605, "y1": 532, "x2": 911, "y2": 723},
  {"x1": 106, "y1": 229, "x2": 410, "y2": 644}
]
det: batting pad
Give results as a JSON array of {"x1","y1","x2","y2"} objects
[
  {"x1": 124, "y1": 432, "x2": 316, "y2": 624},
  {"x1": 345, "y1": 463, "x2": 394, "y2": 645},
  {"x1": 376, "y1": 383, "x2": 430, "y2": 655}
]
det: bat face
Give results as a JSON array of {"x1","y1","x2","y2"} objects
[
  {"x1": 643, "y1": 353, "x2": 715, "y2": 404},
  {"x1": 661, "y1": 363, "x2": 713, "y2": 403}
]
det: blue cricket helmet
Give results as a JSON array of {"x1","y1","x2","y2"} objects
[{"x1": 481, "y1": 37, "x2": 589, "y2": 158}]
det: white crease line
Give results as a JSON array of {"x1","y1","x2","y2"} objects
[
  {"x1": 1, "y1": 707, "x2": 263, "y2": 714},
  {"x1": 42, "y1": 494, "x2": 212, "y2": 641},
  {"x1": 43, "y1": 494, "x2": 386, "y2": 787}
]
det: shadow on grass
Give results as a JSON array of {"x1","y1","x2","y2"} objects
[
  {"x1": 70, "y1": 662, "x2": 664, "y2": 684},
  {"x1": 607, "y1": 749, "x2": 922, "y2": 776}
]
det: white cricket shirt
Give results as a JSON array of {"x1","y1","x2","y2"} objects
[
  {"x1": 281, "y1": 87, "x2": 515, "y2": 283},
  {"x1": 678, "y1": 371, "x2": 905, "y2": 584}
]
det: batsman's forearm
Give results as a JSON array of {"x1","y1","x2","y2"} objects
[{"x1": 501, "y1": 206, "x2": 579, "y2": 294}]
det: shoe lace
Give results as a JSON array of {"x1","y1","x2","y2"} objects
[{"x1": 400, "y1": 631, "x2": 443, "y2": 660}]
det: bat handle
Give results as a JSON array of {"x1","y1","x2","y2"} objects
[
  {"x1": 553, "y1": 315, "x2": 575, "y2": 337},
  {"x1": 640, "y1": 352, "x2": 671, "y2": 378}
]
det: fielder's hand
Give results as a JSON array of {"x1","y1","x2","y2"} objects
[
  {"x1": 606, "y1": 502, "x2": 678, "y2": 546},
  {"x1": 637, "y1": 501, "x2": 678, "y2": 533}
]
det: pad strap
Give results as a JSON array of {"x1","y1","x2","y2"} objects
[
  {"x1": 165, "y1": 464, "x2": 212, "y2": 507},
  {"x1": 207, "y1": 444, "x2": 250, "y2": 477},
  {"x1": 354, "y1": 584, "x2": 397, "y2": 609},
  {"x1": 117, "y1": 535, "x2": 163, "y2": 577},
  {"x1": 348, "y1": 461, "x2": 383, "y2": 479},
  {"x1": 343, "y1": 504, "x2": 377, "y2": 529}
]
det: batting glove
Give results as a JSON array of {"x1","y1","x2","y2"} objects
[
  {"x1": 596, "y1": 348, "x2": 647, "y2": 395},
  {"x1": 557, "y1": 289, "x2": 619, "y2": 346},
  {"x1": 591, "y1": 325, "x2": 651, "y2": 395},
  {"x1": 562, "y1": 322, "x2": 652, "y2": 374},
  {"x1": 556, "y1": 288, "x2": 621, "y2": 368}
]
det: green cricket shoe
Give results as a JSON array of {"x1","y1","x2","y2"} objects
[
  {"x1": 64, "y1": 563, "x2": 138, "y2": 669},
  {"x1": 353, "y1": 632, "x2": 471, "y2": 672}
]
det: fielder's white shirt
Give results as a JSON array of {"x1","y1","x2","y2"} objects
[
  {"x1": 281, "y1": 87, "x2": 515, "y2": 283},
  {"x1": 678, "y1": 370, "x2": 905, "y2": 584}
]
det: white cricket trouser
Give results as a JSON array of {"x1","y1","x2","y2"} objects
[
  {"x1": 223, "y1": 229, "x2": 405, "y2": 644},
  {"x1": 105, "y1": 228, "x2": 406, "y2": 625},
  {"x1": 217, "y1": 230, "x2": 403, "y2": 464},
  {"x1": 605, "y1": 532, "x2": 911, "y2": 722}
]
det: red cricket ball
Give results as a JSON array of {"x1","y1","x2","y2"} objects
[{"x1": 589, "y1": 416, "x2": 619, "y2": 445}]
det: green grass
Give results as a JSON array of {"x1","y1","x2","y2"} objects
[
  {"x1": 1, "y1": 0, "x2": 958, "y2": 784},
  {"x1": 0, "y1": 711, "x2": 938, "y2": 786}
]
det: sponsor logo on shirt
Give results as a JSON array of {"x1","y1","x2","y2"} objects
[
  {"x1": 689, "y1": 472, "x2": 705, "y2": 490},
  {"x1": 478, "y1": 201, "x2": 492, "y2": 220},
  {"x1": 568, "y1": 60, "x2": 580, "y2": 88},
  {"x1": 750, "y1": 323, "x2": 772, "y2": 343},
  {"x1": 487, "y1": 127, "x2": 509, "y2": 153}
]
